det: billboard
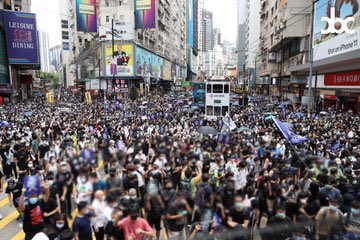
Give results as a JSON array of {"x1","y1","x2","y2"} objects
[
  {"x1": 324, "y1": 71, "x2": 360, "y2": 86},
  {"x1": 99, "y1": 25, "x2": 134, "y2": 41},
  {"x1": 76, "y1": 0, "x2": 97, "y2": 32},
  {"x1": 105, "y1": 44, "x2": 133, "y2": 77},
  {"x1": 3, "y1": 11, "x2": 40, "y2": 66},
  {"x1": 163, "y1": 60, "x2": 171, "y2": 80},
  {"x1": 135, "y1": 47, "x2": 152, "y2": 76},
  {"x1": 188, "y1": 0, "x2": 194, "y2": 47},
  {"x1": 135, "y1": 0, "x2": 156, "y2": 29},
  {"x1": 151, "y1": 54, "x2": 164, "y2": 78},
  {"x1": 3, "y1": 0, "x2": 12, "y2": 10},
  {"x1": 313, "y1": 0, "x2": 360, "y2": 61}
]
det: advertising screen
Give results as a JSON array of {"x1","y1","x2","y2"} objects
[
  {"x1": 313, "y1": 0, "x2": 360, "y2": 61},
  {"x1": 3, "y1": 11, "x2": 39, "y2": 66},
  {"x1": 163, "y1": 60, "x2": 171, "y2": 80},
  {"x1": 76, "y1": 0, "x2": 97, "y2": 32},
  {"x1": 105, "y1": 44, "x2": 133, "y2": 77},
  {"x1": 135, "y1": 47, "x2": 152, "y2": 76},
  {"x1": 135, "y1": 0, "x2": 156, "y2": 29},
  {"x1": 151, "y1": 54, "x2": 164, "y2": 78},
  {"x1": 188, "y1": 0, "x2": 194, "y2": 47}
]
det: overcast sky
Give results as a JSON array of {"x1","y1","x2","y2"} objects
[{"x1": 31, "y1": 0, "x2": 237, "y2": 48}]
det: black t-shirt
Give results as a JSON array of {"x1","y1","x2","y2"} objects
[
  {"x1": 14, "y1": 150, "x2": 30, "y2": 171},
  {"x1": 227, "y1": 207, "x2": 250, "y2": 227},
  {"x1": 72, "y1": 214, "x2": 93, "y2": 240},
  {"x1": 56, "y1": 171, "x2": 72, "y2": 194},
  {"x1": 167, "y1": 202, "x2": 186, "y2": 232},
  {"x1": 38, "y1": 145, "x2": 50, "y2": 159},
  {"x1": 5, "y1": 183, "x2": 23, "y2": 203},
  {"x1": 104, "y1": 220, "x2": 124, "y2": 240},
  {"x1": 123, "y1": 175, "x2": 139, "y2": 192},
  {"x1": 23, "y1": 203, "x2": 45, "y2": 236},
  {"x1": 40, "y1": 197, "x2": 58, "y2": 225}
]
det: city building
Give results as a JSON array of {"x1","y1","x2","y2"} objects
[
  {"x1": 289, "y1": 0, "x2": 360, "y2": 113},
  {"x1": 202, "y1": 9, "x2": 214, "y2": 52},
  {"x1": 38, "y1": 30, "x2": 50, "y2": 72},
  {"x1": 202, "y1": 45, "x2": 236, "y2": 79},
  {"x1": 0, "y1": 0, "x2": 38, "y2": 102},
  {"x1": 49, "y1": 45, "x2": 62, "y2": 73},
  {"x1": 245, "y1": 0, "x2": 261, "y2": 88},
  {"x1": 258, "y1": 0, "x2": 312, "y2": 102},
  {"x1": 236, "y1": 0, "x2": 246, "y2": 83},
  {"x1": 197, "y1": 0, "x2": 204, "y2": 75},
  {"x1": 213, "y1": 28, "x2": 222, "y2": 47}
]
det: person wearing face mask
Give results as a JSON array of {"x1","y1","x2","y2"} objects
[
  {"x1": 26, "y1": 160, "x2": 37, "y2": 176},
  {"x1": 264, "y1": 205, "x2": 292, "y2": 240},
  {"x1": 75, "y1": 171, "x2": 93, "y2": 204},
  {"x1": 18, "y1": 181, "x2": 50, "y2": 240},
  {"x1": 105, "y1": 167, "x2": 123, "y2": 198},
  {"x1": 117, "y1": 204, "x2": 155, "y2": 240},
  {"x1": 46, "y1": 156, "x2": 59, "y2": 176},
  {"x1": 344, "y1": 200, "x2": 360, "y2": 239},
  {"x1": 47, "y1": 213, "x2": 74, "y2": 240},
  {"x1": 5, "y1": 178, "x2": 23, "y2": 221},
  {"x1": 226, "y1": 195, "x2": 250, "y2": 231},
  {"x1": 56, "y1": 161, "x2": 73, "y2": 218},
  {"x1": 315, "y1": 195, "x2": 345, "y2": 240},
  {"x1": 104, "y1": 209, "x2": 125, "y2": 240},
  {"x1": 91, "y1": 190, "x2": 107, "y2": 240}
]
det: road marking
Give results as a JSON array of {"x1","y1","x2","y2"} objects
[
  {"x1": 9, "y1": 161, "x2": 104, "y2": 240},
  {"x1": 0, "y1": 210, "x2": 19, "y2": 229},
  {"x1": 0, "y1": 197, "x2": 9, "y2": 208}
]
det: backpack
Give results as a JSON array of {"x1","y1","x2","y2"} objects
[{"x1": 195, "y1": 183, "x2": 208, "y2": 208}]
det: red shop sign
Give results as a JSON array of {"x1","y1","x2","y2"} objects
[
  {"x1": 324, "y1": 71, "x2": 360, "y2": 86},
  {"x1": 324, "y1": 94, "x2": 337, "y2": 100}
]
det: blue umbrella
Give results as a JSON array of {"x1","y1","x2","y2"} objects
[
  {"x1": 191, "y1": 106, "x2": 199, "y2": 110},
  {"x1": 0, "y1": 121, "x2": 11, "y2": 127},
  {"x1": 24, "y1": 111, "x2": 33, "y2": 117}
]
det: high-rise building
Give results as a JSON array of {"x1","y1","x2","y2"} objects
[
  {"x1": 38, "y1": 30, "x2": 50, "y2": 72},
  {"x1": 236, "y1": 0, "x2": 246, "y2": 83},
  {"x1": 202, "y1": 9, "x2": 214, "y2": 52},
  {"x1": 245, "y1": 0, "x2": 260, "y2": 71},
  {"x1": 49, "y1": 45, "x2": 62, "y2": 73},
  {"x1": 197, "y1": 0, "x2": 204, "y2": 74},
  {"x1": 213, "y1": 28, "x2": 222, "y2": 47}
]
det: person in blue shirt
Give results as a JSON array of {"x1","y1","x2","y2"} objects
[
  {"x1": 90, "y1": 172, "x2": 106, "y2": 193},
  {"x1": 72, "y1": 201, "x2": 94, "y2": 240}
]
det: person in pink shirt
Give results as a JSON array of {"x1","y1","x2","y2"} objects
[{"x1": 118, "y1": 205, "x2": 155, "y2": 240}]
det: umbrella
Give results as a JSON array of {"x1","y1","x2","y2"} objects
[
  {"x1": 266, "y1": 104, "x2": 274, "y2": 107},
  {"x1": 139, "y1": 106, "x2": 147, "y2": 109},
  {"x1": 283, "y1": 122, "x2": 294, "y2": 128},
  {"x1": 196, "y1": 126, "x2": 218, "y2": 135},
  {"x1": 0, "y1": 121, "x2": 11, "y2": 127},
  {"x1": 176, "y1": 100, "x2": 184, "y2": 104},
  {"x1": 24, "y1": 111, "x2": 33, "y2": 116},
  {"x1": 183, "y1": 105, "x2": 190, "y2": 108},
  {"x1": 191, "y1": 106, "x2": 199, "y2": 110},
  {"x1": 124, "y1": 113, "x2": 136, "y2": 118},
  {"x1": 320, "y1": 111, "x2": 328, "y2": 115},
  {"x1": 264, "y1": 112, "x2": 276, "y2": 115},
  {"x1": 275, "y1": 104, "x2": 285, "y2": 109},
  {"x1": 238, "y1": 127, "x2": 253, "y2": 132},
  {"x1": 59, "y1": 108, "x2": 71, "y2": 113},
  {"x1": 35, "y1": 91, "x2": 43, "y2": 97}
]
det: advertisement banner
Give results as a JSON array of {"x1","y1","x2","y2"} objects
[
  {"x1": 188, "y1": 0, "x2": 194, "y2": 47},
  {"x1": 135, "y1": 0, "x2": 156, "y2": 29},
  {"x1": 99, "y1": 25, "x2": 134, "y2": 41},
  {"x1": 163, "y1": 60, "x2": 171, "y2": 80},
  {"x1": 3, "y1": 0, "x2": 12, "y2": 10},
  {"x1": 76, "y1": 0, "x2": 97, "y2": 32},
  {"x1": 324, "y1": 71, "x2": 360, "y2": 86},
  {"x1": 3, "y1": 11, "x2": 39, "y2": 65},
  {"x1": 105, "y1": 44, "x2": 133, "y2": 77},
  {"x1": 313, "y1": 0, "x2": 360, "y2": 61},
  {"x1": 151, "y1": 54, "x2": 164, "y2": 78},
  {"x1": 135, "y1": 46, "x2": 152, "y2": 76}
]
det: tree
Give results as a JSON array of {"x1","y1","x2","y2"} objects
[
  {"x1": 129, "y1": 86, "x2": 138, "y2": 101},
  {"x1": 39, "y1": 71, "x2": 60, "y2": 89}
]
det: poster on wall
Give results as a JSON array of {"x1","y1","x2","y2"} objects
[
  {"x1": 163, "y1": 60, "x2": 171, "y2": 80},
  {"x1": 135, "y1": 47, "x2": 152, "y2": 76},
  {"x1": 99, "y1": 25, "x2": 134, "y2": 41},
  {"x1": 76, "y1": 0, "x2": 97, "y2": 32},
  {"x1": 135, "y1": 0, "x2": 156, "y2": 29},
  {"x1": 151, "y1": 54, "x2": 164, "y2": 78},
  {"x1": 3, "y1": 11, "x2": 40, "y2": 66},
  {"x1": 105, "y1": 44, "x2": 133, "y2": 76},
  {"x1": 313, "y1": 0, "x2": 360, "y2": 61}
]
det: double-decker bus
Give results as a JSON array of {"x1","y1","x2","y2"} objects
[
  {"x1": 192, "y1": 82, "x2": 206, "y2": 107},
  {"x1": 205, "y1": 80, "x2": 230, "y2": 119}
]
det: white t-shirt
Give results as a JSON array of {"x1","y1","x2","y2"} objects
[{"x1": 76, "y1": 182, "x2": 93, "y2": 204}]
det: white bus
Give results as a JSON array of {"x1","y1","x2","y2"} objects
[{"x1": 205, "y1": 80, "x2": 230, "y2": 119}]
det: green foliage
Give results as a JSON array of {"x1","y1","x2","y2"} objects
[
  {"x1": 40, "y1": 71, "x2": 60, "y2": 89},
  {"x1": 129, "y1": 86, "x2": 138, "y2": 101}
]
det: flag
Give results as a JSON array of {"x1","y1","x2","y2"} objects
[
  {"x1": 222, "y1": 112, "x2": 237, "y2": 132},
  {"x1": 272, "y1": 117, "x2": 307, "y2": 145}
]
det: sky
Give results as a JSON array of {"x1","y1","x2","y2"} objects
[
  {"x1": 204, "y1": 0, "x2": 237, "y2": 43},
  {"x1": 31, "y1": 0, "x2": 237, "y2": 48}
]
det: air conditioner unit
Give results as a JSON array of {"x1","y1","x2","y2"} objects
[{"x1": 268, "y1": 52, "x2": 276, "y2": 61}]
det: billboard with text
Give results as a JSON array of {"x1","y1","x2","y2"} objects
[
  {"x1": 3, "y1": 11, "x2": 39, "y2": 66},
  {"x1": 76, "y1": 0, "x2": 97, "y2": 32},
  {"x1": 105, "y1": 44, "x2": 133, "y2": 77},
  {"x1": 313, "y1": 0, "x2": 360, "y2": 61},
  {"x1": 135, "y1": 0, "x2": 156, "y2": 29}
]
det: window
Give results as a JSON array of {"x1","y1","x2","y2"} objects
[
  {"x1": 206, "y1": 106, "x2": 213, "y2": 115},
  {"x1": 61, "y1": 20, "x2": 69, "y2": 29},
  {"x1": 106, "y1": 16, "x2": 110, "y2": 23},
  {"x1": 207, "y1": 84, "x2": 212, "y2": 93},
  {"x1": 222, "y1": 106, "x2": 229, "y2": 116},
  {"x1": 62, "y1": 31, "x2": 69, "y2": 40},
  {"x1": 214, "y1": 106, "x2": 221, "y2": 116},
  {"x1": 224, "y1": 84, "x2": 229, "y2": 93},
  {"x1": 213, "y1": 84, "x2": 223, "y2": 93},
  {"x1": 120, "y1": 15, "x2": 124, "y2": 20}
]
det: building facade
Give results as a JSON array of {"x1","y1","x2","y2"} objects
[
  {"x1": 202, "y1": 9, "x2": 214, "y2": 52},
  {"x1": 38, "y1": 30, "x2": 50, "y2": 72},
  {"x1": 258, "y1": 0, "x2": 312, "y2": 101},
  {"x1": 236, "y1": 0, "x2": 246, "y2": 83},
  {"x1": 49, "y1": 45, "x2": 62, "y2": 73}
]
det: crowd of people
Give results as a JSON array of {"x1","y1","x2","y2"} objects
[{"x1": 0, "y1": 91, "x2": 359, "y2": 240}]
